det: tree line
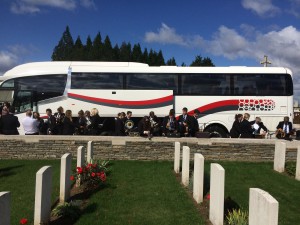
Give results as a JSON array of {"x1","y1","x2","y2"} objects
[{"x1": 52, "y1": 26, "x2": 214, "y2": 67}]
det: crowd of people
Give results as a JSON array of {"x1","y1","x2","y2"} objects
[
  {"x1": 0, "y1": 103, "x2": 201, "y2": 138},
  {"x1": 0, "y1": 101, "x2": 295, "y2": 139},
  {"x1": 229, "y1": 113, "x2": 294, "y2": 139}
]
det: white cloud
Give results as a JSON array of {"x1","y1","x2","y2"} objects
[
  {"x1": 241, "y1": 0, "x2": 280, "y2": 17},
  {"x1": 145, "y1": 23, "x2": 188, "y2": 46},
  {"x1": 10, "y1": 0, "x2": 96, "y2": 14},
  {"x1": 0, "y1": 51, "x2": 19, "y2": 76},
  {"x1": 0, "y1": 45, "x2": 33, "y2": 76},
  {"x1": 145, "y1": 23, "x2": 300, "y2": 99},
  {"x1": 79, "y1": 0, "x2": 96, "y2": 9}
]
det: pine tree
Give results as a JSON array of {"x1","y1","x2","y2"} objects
[
  {"x1": 166, "y1": 57, "x2": 177, "y2": 66},
  {"x1": 190, "y1": 55, "x2": 214, "y2": 67},
  {"x1": 131, "y1": 43, "x2": 143, "y2": 62},
  {"x1": 142, "y1": 48, "x2": 149, "y2": 64},
  {"x1": 102, "y1": 35, "x2": 114, "y2": 61},
  {"x1": 52, "y1": 26, "x2": 74, "y2": 60},
  {"x1": 92, "y1": 32, "x2": 103, "y2": 61},
  {"x1": 119, "y1": 42, "x2": 132, "y2": 62},
  {"x1": 71, "y1": 36, "x2": 84, "y2": 60},
  {"x1": 156, "y1": 50, "x2": 165, "y2": 66},
  {"x1": 85, "y1": 35, "x2": 93, "y2": 61},
  {"x1": 113, "y1": 44, "x2": 120, "y2": 61}
]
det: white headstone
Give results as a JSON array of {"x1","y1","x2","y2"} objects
[
  {"x1": 249, "y1": 188, "x2": 279, "y2": 225},
  {"x1": 0, "y1": 192, "x2": 10, "y2": 225},
  {"x1": 34, "y1": 166, "x2": 52, "y2": 225},
  {"x1": 209, "y1": 163, "x2": 225, "y2": 225},
  {"x1": 174, "y1": 142, "x2": 180, "y2": 173},
  {"x1": 193, "y1": 153, "x2": 204, "y2": 204},
  {"x1": 296, "y1": 146, "x2": 300, "y2": 181},
  {"x1": 182, "y1": 146, "x2": 190, "y2": 186},
  {"x1": 77, "y1": 146, "x2": 85, "y2": 168},
  {"x1": 60, "y1": 153, "x2": 72, "y2": 203},
  {"x1": 274, "y1": 141, "x2": 286, "y2": 173},
  {"x1": 87, "y1": 141, "x2": 93, "y2": 163}
]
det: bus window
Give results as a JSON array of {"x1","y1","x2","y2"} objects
[
  {"x1": 181, "y1": 74, "x2": 229, "y2": 95},
  {"x1": 233, "y1": 74, "x2": 292, "y2": 96},
  {"x1": 126, "y1": 74, "x2": 178, "y2": 94},
  {"x1": 71, "y1": 73, "x2": 123, "y2": 89}
]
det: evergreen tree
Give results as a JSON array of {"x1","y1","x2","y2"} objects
[
  {"x1": 131, "y1": 43, "x2": 143, "y2": 62},
  {"x1": 148, "y1": 49, "x2": 156, "y2": 66},
  {"x1": 52, "y1": 26, "x2": 74, "y2": 60},
  {"x1": 156, "y1": 50, "x2": 165, "y2": 66},
  {"x1": 142, "y1": 48, "x2": 149, "y2": 64},
  {"x1": 92, "y1": 32, "x2": 103, "y2": 61},
  {"x1": 166, "y1": 57, "x2": 177, "y2": 66},
  {"x1": 119, "y1": 42, "x2": 132, "y2": 62},
  {"x1": 181, "y1": 62, "x2": 187, "y2": 67},
  {"x1": 102, "y1": 35, "x2": 114, "y2": 61},
  {"x1": 190, "y1": 55, "x2": 214, "y2": 67},
  {"x1": 113, "y1": 44, "x2": 120, "y2": 61},
  {"x1": 84, "y1": 35, "x2": 93, "y2": 61},
  {"x1": 202, "y1": 57, "x2": 215, "y2": 66},
  {"x1": 71, "y1": 36, "x2": 84, "y2": 60}
]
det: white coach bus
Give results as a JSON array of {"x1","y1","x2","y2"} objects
[{"x1": 0, "y1": 61, "x2": 293, "y2": 136}]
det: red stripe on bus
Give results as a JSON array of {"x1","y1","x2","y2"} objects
[{"x1": 68, "y1": 93, "x2": 174, "y2": 106}]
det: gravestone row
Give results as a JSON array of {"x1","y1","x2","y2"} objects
[
  {"x1": 0, "y1": 141, "x2": 94, "y2": 225},
  {"x1": 174, "y1": 141, "x2": 283, "y2": 225}
]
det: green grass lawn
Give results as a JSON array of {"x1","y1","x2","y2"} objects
[
  {"x1": 204, "y1": 161, "x2": 300, "y2": 225},
  {"x1": 0, "y1": 160, "x2": 61, "y2": 225},
  {"x1": 1, "y1": 160, "x2": 299, "y2": 225},
  {"x1": 75, "y1": 161, "x2": 205, "y2": 225}
]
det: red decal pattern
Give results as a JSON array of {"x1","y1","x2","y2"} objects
[{"x1": 238, "y1": 99, "x2": 275, "y2": 111}]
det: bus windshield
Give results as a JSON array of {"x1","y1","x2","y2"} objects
[{"x1": 0, "y1": 74, "x2": 67, "y2": 113}]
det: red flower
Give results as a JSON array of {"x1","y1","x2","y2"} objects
[
  {"x1": 92, "y1": 164, "x2": 97, "y2": 168},
  {"x1": 76, "y1": 167, "x2": 83, "y2": 174},
  {"x1": 88, "y1": 163, "x2": 93, "y2": 167},
  {"x1": 85, "y1": 166, "x2": 90, "y2": 171},
  {"x1": 70, "y1": 175, "x2": 75, "y2": 181},
  {"x1": 91, "y1": 172, "x2": 96, "y2": 177},
  {"x1": 99, "y1": 172, "x2": 106, "y2": 182},
  {"x1": 20, "y1": 218, "x2": 28, "y2": 224},
  {"x1": 96, "y1": 172, "x2": 101, "y2": 177},
  {"x1": 206, "y1": 194, "x2": 211, "y2": 200}
]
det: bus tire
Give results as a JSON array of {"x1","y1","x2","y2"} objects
[{"x1": 205, "y1": 125, "x2": 228, "y2": 138}]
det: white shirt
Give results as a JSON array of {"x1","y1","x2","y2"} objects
[
  {"x1": 283, "y1": 124, "x2": 290, "y2": 134},
  {"x1": 22, "y1": 116, "x2": 39, "y2": 134}
]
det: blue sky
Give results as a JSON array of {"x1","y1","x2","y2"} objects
[{"x1": 1, "y1": 0, "x2": 300, "y2": 99}]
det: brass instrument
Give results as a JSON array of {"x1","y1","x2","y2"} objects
[
  {"x1": 275, "y1": 128, "x2": 286, "y2": 139},
  {"x1": 125, "y1": 120, "x2": 134, "y2": 130}
]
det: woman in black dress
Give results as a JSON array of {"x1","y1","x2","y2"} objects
[{"x1": 62, "y1": 110, "x2": 76, "y2": 135}]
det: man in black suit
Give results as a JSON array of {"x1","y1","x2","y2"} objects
[
  {"x1": 240, "y1": 113, "x2": 254, "y2": 138},
  {"x1": 45, "y1": 108, "x2": 56, "y2": 135},
  {"x1": 162, "y1": 109, "x2": 178, "y2": 136},
  {"x1": 190, "y1": 109, "x2": 200, "y2": 137},
  {"x1": 178, "y1": 107, "x2": 193, "y2": 136},
  {"x1": 276, "y1": 116, "x2": 293, "y2": 138},
  {"x1": 250, "y1": 117, "x2": 268, "y2": 136},
  {"x1": 115, "y1": 113, "x2": 125, "y2": 136},
  {"x1": 0, "y1": 107, "x2": 20, "y2": 135}
]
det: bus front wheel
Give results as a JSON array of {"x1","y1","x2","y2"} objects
[{"x1": 204, "y1": 125, "x2": 228, "y2": 138}]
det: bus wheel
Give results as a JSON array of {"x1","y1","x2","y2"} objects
[{"x1": 205, "y1": 125, "x2": 228, "y2": 138}]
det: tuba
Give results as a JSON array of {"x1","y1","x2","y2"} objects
[{"x1": 125, "y1": 119, "x2": 134, "y2": 130}]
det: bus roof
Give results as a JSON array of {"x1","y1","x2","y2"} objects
[{"x1": 2, "y1": 61, "x2": 293, "y2": 79}]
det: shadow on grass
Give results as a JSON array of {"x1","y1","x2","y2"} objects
[
  {"x1": 50, "y1": 182, "x2": 111, "y2": 225},
  {"x1": 0, "y1": 165, "x2": 24, "y2": 178}
]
